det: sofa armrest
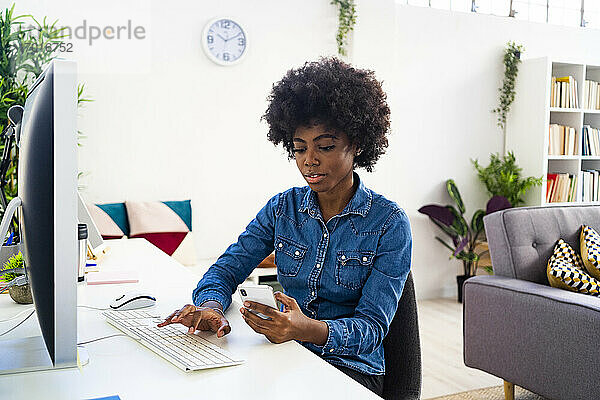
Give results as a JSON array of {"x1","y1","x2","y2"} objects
[{"x1": 463, "y1": 275, "x2": 600, "y2": 398}]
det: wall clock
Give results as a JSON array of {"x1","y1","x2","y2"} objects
[{"x1": 202, "y1": 18, "x2": 248, "y2": 66}]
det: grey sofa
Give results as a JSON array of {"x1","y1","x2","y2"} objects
[{"x1": 463, "y1": 205, "x2": 600, "y2": 400}]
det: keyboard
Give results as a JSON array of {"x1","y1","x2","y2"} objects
[{"x1": 103, "y1": 310, "x2": 244, "y2": 371}]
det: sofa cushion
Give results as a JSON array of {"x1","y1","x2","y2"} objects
[
  {"x1": 483, "y1": 205, "x2": 600, "y2": 284},
  {"x1": 547, "y1": 239, "x2": 600, "y2": 296},
  {"x1": 581, "y1": 225, "x2": 600, "y2": 280},
  {"x1": 126, "y1": 200, "x2": 197, "y2": 266},
  {"x1": 87, "y1": 202, "x2": 129, "y2": 239}
]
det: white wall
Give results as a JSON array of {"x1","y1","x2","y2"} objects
[{"x1": 14, "y1": 0, "x2": 600, "y2": 299}]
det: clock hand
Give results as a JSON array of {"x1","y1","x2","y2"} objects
[
  {"x1": 216, "y1": 33, "x2": 228, "y2": 42},
  {"x1": 228, "y1": 32, "x2": 242, "y2": 41}
]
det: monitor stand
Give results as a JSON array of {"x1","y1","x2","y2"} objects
[{"x1": 0, "y1": 337, "x2": 89, "y2": 375}]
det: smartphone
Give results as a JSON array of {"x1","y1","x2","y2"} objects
[{"x1": 238, "y1": 284, "x2": 278, "y2": 320}]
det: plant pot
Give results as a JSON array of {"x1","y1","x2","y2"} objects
[
  {"x1": 8, "y1": 283, "x2": 33, "y2": 304},
  {"x1": 457, "y1": 274, "x2": 469, "y2": 303}
]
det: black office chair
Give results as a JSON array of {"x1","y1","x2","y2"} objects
[{"x1": 382, "y1": 272, "x2": 422, "y2": 400}]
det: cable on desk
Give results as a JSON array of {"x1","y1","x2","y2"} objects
[
  {"x1": 77, "y1": 305, "x2": 109, "y2": 311},
  {"x1": 0, "y1": 276, "x2": 28, "y2": 295},
  {"x1": 77, "y1": 333, "x2": 127, "y2": 346},
  {"x1": 0, "y1": 309, "x2": 35, "y2": 337},
  {"x1": 0, "y1": 307, "x2": 35, "y2": 323}
]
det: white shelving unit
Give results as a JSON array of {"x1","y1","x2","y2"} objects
[{"x1": 506, "y1": 57, "x2": 600, "y2": 206}]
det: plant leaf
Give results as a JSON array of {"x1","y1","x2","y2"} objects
[
  {"x1": 431, "y1": 218, "x2": 460, "y2": 241},
  {"x1": 447, "y1": 206, "x2": 468, "y2": 236},
  {"x1": 446, "y1": 179, "x2": 465, "y2": 214},
  {"x1": 418, "y1": 204, "x2": 455, "y2": 226},
  {"x1": 486, "y1": 195, "x2": 512, "y2": 214},
  {"x1": 471, "y1": 209, "x2": 485, "y2": 234},
  {"x1": 453, "y1": 237, "x2": 469, "y2": 256},
  {"x1": 435, "y1": 236, "x2": 455, "y2": 253}
]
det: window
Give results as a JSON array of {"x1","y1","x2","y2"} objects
[
  {"x1": 584, "y1": 0, "x2": 600, "y2": 28},
  {"x1": 430, "y1": 0, "x2": 452, "y2": 9},
  {"x1": 396, "y1": 0, "x2": 594, "y2": 29}
]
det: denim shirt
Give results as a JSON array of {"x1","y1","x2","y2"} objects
[{"x1": 192, "y1": 173, "x2": 412, "y2": 375}]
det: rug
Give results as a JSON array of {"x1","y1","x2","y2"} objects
[{"x1": 428, "y1": 385, "x2": 548, "y2": 400}]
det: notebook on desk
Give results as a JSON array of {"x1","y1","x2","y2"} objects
[{"x1": 86, "y1": 271, "x2": 139, "y2": 285}]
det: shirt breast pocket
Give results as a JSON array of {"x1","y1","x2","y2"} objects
[
  {"x1": 336, "y1": 250, "x2": 374, "y2": 290},
  {"x1": 274, "y1": 235, "x2": 307, "y2": 277}
]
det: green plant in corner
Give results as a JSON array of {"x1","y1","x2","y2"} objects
[
  {"x1": 330, "y1": 0, "x2": 356, "y2": 56},
  {"x1": 472, "y1": 151, "x2": 542, "y2": 207},
  {"x1": 0, "y1": 4, "x2": 66, "y2": 208},
  {"x1": 0, "y1": 251, "x2": 23, "y2": 282},
  {"x1": 0, "y1": 4, "x2": 92, "y2": 217},
  {"x1": 492, "y1": 41, "x2": 524, "y2": 131}
]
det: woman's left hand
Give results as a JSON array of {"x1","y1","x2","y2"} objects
[{"x1": 240, "y1": 291, "x2": 321, "y2": 344}]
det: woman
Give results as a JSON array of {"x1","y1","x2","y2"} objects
[{"x1": 158, "y1": 57, "x2": 412, "y2": 396}]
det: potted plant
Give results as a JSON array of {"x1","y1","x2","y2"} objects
[
  {"x1": 472, "y1": 151, "x2": 543, "y2": 207},
  {"x1": 0, "y1": 252, "x2": 31, "y2": 304},
  {"x1": 418, "y1": 180, "x2": 511, "y2": 302},
  {"x1": 0, "y1": 5, "x2": 91, "y2": 218}
]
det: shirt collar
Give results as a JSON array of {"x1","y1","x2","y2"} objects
[{"x1": 298, "y1": 172, "x2": 372, "y2": 218}]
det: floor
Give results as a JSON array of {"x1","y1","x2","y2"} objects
[
  {"x1": 419, "y1": 298, "x2": 502, "y2": 399},
  {"x1": 187, "y1": 265, "x2": 500, "y2": 399}
]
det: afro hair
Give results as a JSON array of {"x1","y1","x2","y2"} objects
[{"x1": 262, "y1": 57, "x2": 390, "y2": 172}]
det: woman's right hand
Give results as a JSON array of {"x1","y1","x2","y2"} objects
[{"x1": 157, "y1": 304, "x2": 231, "y2": 338}]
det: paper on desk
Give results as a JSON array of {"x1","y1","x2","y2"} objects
[{"x1": 86, "y1": 271, "x2": 139, "y2": 285}]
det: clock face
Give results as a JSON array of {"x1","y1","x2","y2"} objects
[{"x1": 203, "y1": 18, "x2": 247, "y2": 66}]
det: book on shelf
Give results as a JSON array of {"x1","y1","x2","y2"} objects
[
  {"x1": 582, "y1": 125, "x2": 600, "y2": 156},
  {"x1": 584, "y1": 80, "x2": 600, "y2": 110},
  {"x1": 546, "y1": 173, "x2": 557, "y2": 203},
  {"x1": 582, "y1": 169, "x2": 600, "y2": 202},
  {"x1": 551, "y1": 76, "x2": 579, "y2": 108},
  {"x1": 548, "y1": 124, "x2": 577, "y2": 155},
  {"x1": 547, "y1": 173, "x2": 577, "y2": 203}
]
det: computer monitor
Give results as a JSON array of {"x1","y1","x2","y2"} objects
[{"x1": 0, "y1": 59, "x2": 78, "y2": 374}]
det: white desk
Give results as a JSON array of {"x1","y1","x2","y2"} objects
[{"x1": 0, "y1": 239, "x2": 379, "y2": 400}]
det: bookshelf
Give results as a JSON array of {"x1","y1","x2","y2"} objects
[{"x1": 506, "y1": 57, "x2": 600, "y2": 206}]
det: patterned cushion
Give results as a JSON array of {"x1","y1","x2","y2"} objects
[
  {"x1": 125, "y1": 200, "x2": 196, "y2": 266},
  {"x1": 580, "y1": 225, "x2": 600, "y2": 280},
  {"x1": 547, "y1": 239, "x2": 600, "y2": 296},
  {"x1": 87, "y1": 202, "x2": 129, "y2": 239}
]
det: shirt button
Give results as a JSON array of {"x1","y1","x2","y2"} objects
[
  {"x1": 341, "y1": 255, "x2": 346, "y2": 260},
  {"x1": 278, "y1": 243, "x2": 283, "y2": 248},
  {"x1": 316, "y1": 263, "x2": 321, "y2": 268},
  {"x1": 295, "y1": 250, "x2": 300, "y2": 256},
  {"x1": 329, "y1": 348, "x2": 334, "y2": 353},
  {"x1": 311, "y1": 291, "x2": 315, "y2": 296},
  {"x1": 323, "y1": 232, "x2": 327, "y2": 237},
  {"x1": 362, "y1": 256, "x2": 368, "y2": 262}
]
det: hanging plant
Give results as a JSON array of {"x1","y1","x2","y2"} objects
[
  {"x1": 492, "y1": 41, "x2": 524, "y2": 131},
  {"x1": 330, "y1": 0, "x2": 356, "y2": 56}
]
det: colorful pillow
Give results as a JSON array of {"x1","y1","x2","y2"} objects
[
  {"x1": 125, "y1": 200, "x2": 196, "y2": 266},
  {"x1": 547, "y1": 239, "x2": 600, "y2": 296},
  {"x1": 580, "y1": 225, "x2": 600, "y2": 280},
  {"x1": 87, "y1": 202, "x2": 129, "y2": 239}
]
